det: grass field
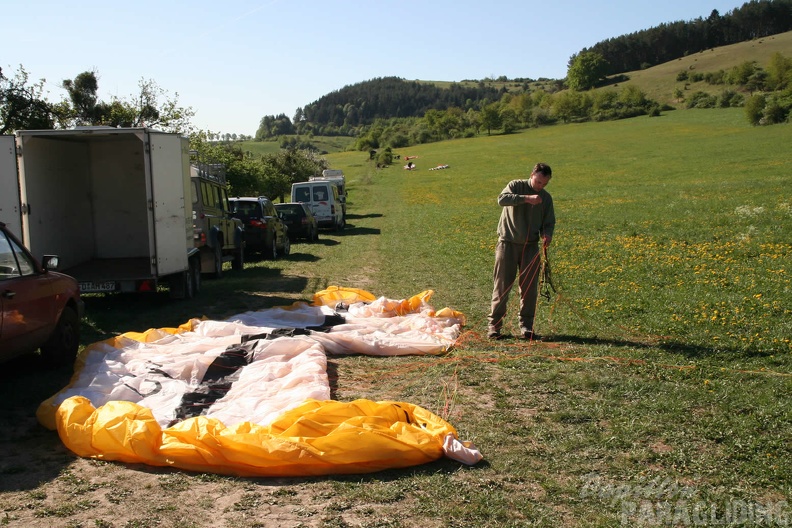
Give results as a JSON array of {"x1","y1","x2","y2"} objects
[
  {"x1": 237, "y1": 135, "x2": 356, "y2": 158},
  {"x1": 1, "y1": 107, "x2": 790, "y2": 527}
]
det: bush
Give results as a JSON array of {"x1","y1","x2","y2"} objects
[
  {"x1": 718, "y1": 89, "x2": 744, "y2": 108},
  {"x1": 705, "y1": 70, "x2": 727, "y2": 85},
  {"x1": 762, "y1": 101, "x2": 788, "y2": 124},
  {"x1": 745, "y1": 94, "x2": 766, "y2": 125},
  {"x1": 686, "y1": 91, "x2": 717, "y2": 108}
]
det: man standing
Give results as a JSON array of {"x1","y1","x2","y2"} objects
[{"x1": 487, "y1": 162, "x2": 555, "y2": 341}]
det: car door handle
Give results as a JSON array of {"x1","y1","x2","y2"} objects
[{"x1": 2, "y1": 289, "x2": 15, "y2": 299}]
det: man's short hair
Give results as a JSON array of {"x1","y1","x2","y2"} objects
[{"x1": 533, "y1": 163, "x2": 552, "y2": 178}]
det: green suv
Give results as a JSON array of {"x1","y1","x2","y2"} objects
[{"x1": 191, "y1": 163, "x2": 245, "y2": 277}]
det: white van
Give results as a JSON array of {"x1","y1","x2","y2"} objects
[{"x1": 291, "y1": 181, "x2": 345, "y2": 231}]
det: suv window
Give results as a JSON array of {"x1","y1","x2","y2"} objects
[
  {"x1": 262, "y1": 200, "x2": 278, "y2": 217},
  {"x1": 231, "y1": 201, "x2": 261, "y2": 218},
  {"x1": 313, "y1": 187, "x2": 326, "y2": 201}
]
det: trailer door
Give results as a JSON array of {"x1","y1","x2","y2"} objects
[
  {"x1": 0, "y1": 136, "x2": 22, "y2": 238},
  {"x1": 148, "y1": 132, "x2": 190, "y2": 276}
]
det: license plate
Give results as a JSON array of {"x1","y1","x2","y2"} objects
[{"x1": 79, "y1": 281, "x2": 117, "y2": 292}]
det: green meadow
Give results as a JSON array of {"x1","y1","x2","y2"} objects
[
  {"x1": 314, "y1": 108, "x2": 792, "y2": 524},
  {"x1": 3, "y1": 107, "x2": 790, "y2": 526},
  {"x1": 323, "y1": 107, "x2": 791, "y2": 357},
  {"x1": 232, "y1": 107, "x2": 790, "y2": 525}
]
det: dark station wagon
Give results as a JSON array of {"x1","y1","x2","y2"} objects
[{"x1": 274, "y1": 202, "x2": 319, "y2": 242}]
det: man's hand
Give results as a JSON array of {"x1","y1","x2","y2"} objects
[
  {"x1": 542, "y1": 236, "x2": 552, "y2": 248},
  {"x1": 524, "y1": 194, "x2": 542, "y2": 206}
]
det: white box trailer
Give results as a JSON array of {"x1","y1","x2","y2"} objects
[
  {"x1": 0, "y1": 135, "x2": 22, "y2": 238},
  {"x1": 11, "y1": 127, "x2": 201, "y2": 298}
]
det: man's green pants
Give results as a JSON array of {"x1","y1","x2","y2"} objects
[{"x1": 487, "y1": 240, "x2": 541, "y2": 335}]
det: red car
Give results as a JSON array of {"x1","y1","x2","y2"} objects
[{"x1": 0, "y1": 222, "x2": 84, "y2": 365}]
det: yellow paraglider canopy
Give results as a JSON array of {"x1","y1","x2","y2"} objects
[{"x1": 38, "y1": 288, "x2": 482, "y2": 476}]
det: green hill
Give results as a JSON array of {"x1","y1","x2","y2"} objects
[{"x1": 599, "y1": 30, "x2": 792, "y2": 108}]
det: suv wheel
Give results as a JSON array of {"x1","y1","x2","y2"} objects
[
  {"x1": 232, "y1": 245, "x2": 245, "y2": 271},
  {"x1": 282, "y1": 236, "x2": 291, "y2": 256},
  {"x1": 268, "y1": 237, "x2": 278, "y2": 260}
]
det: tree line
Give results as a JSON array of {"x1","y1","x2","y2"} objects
[
  {"x1": 0, "y1": 67, "x2": 322, "y2": 199},
  {"x1": 576, "y1": 0, "x2": 792, "y2": 77},
  {"x1": 255, "y1": 77, "x2": 505, "y2": 139},
  {"x1": 254, "y1": 0, "x2": 792, "y2": 144}
]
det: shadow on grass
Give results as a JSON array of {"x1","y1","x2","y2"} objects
[
  {"x1": 337, "y1": 224, "x2": 381, "y2": 236},
  {"x1": 545, "y1": 333, "x2": 772, "y2": 360},
  {"x1": 345, "y1": 213, "x2": 383, "y2": 220}
]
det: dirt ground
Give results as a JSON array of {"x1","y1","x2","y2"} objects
[{"x1": 0, "y1": 341, "x2": 460, "y2": 528}]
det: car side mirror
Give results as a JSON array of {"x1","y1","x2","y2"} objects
[{"x1": 42, "y1": 255, "x2": 60, "y2": 271}]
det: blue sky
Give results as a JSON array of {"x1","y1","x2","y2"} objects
[{"x1": 6, "y1": 0, "x2": 744, "y2": 136}]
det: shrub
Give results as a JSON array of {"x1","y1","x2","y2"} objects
[
  {"x1": 718, "y1": 89, "x2": 744, "y2": 108},
  {"x1": 745, "y1": 94, "x2": 766, "y2": 125},
  {"x1": 686, "y1": 91, "x2": 717, "y2": 108}
]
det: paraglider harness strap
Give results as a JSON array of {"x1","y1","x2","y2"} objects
[{"x1": 540, "y1": 246, "x2": 557, "y2": 301}]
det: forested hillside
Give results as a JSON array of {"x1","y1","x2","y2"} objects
[
  {"x1": 256, "y1": 77, "x2": 505, "y2": 138},
  {"x1": 582, "y1": 0, "x2": 792, "y2": 75},
  {"x1": 254, "y1": 0, "x2": 792, "y2": 140}
]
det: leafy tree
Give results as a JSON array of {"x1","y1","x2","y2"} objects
[
  {"x1": 745, "y1": 94, "x2": 765, "y2": 125},
  {"x1": 121, "y1": 78, "x2": 194, "y2": 132},
  {"x1": 728, "y1": 61, "x2": 757, "y2": 85},
  {"x1": 190, "y1": 132, "x2": 326, "y2": 200},
  {"x1": 480, "y1": 103, "x2": 502, "y2": 135},
  {"x1": 59, "y1": 71, "x2": 193, "y2": 132},
  {"x1": 0, "y1": 65, "x2": 58, "y2": 134},
  {"x1": 500, "y1": 107, "x2": 518, "y2": 133},
  {"x1": 552, "y1": 90, "x2": 587, "y2": 123},
  {"x1": 566, "y1": 52, "x2": 608, "y2": 91},
  {"x1": 62, "y1": 70, "x2": 100, "y2": 125},
  {"x1": 766, "y1": 52, "x2": 792, "y2": 91}
]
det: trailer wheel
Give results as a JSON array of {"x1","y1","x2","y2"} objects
[
  {"x1": 169, "y1": 269, "x2": 194, "y2": 300},
  {"x1": 190, "y1": 257, "x2": 202, "y2": 294},
  {"x1": 41, "y1": 306, "x2": 80, "y2": 367}
]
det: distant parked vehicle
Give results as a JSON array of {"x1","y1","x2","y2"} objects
[
  {"x1": 0, "y1": 221, "x2": 84, "y2": 365},
  {"x1": 291, "y1": 181, "x2": 345, "y2": 231},
  {"x1": 274, "y1": 202, "x2": 319, "y2": 242},
  {"x1": 229, "y1": 196, "x2": 290, "y2": 259},
  {"x1": 310, "y1": 169, "x2": 347, "y2": 219}
]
